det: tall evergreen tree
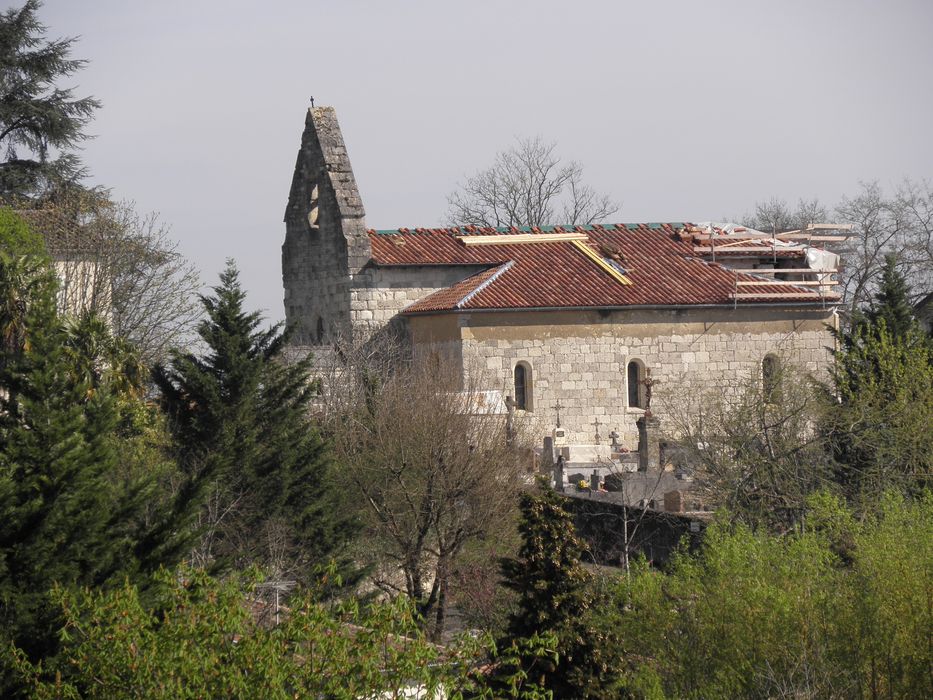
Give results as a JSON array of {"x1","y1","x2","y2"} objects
[
  {"x1": 153, "y1": 261, "x2": 357, "y2": 583},
  {"x1": 865, "y1": 253, "x2": 918, "y2": 338},
  {"x1": 502, "y1": 487, "x2": 592, "y2": 640},
  {"x1": 497, "y1": 485, "x2": 625, "y2": 698},
  {"x1": 0, "y1": 241, "x2": 189, "y2": 699},
  {"x1": 0, "y1": 1, "x2": 100, "y2": 198},
  {"x1": 825, "y1": 324, "x2": 933, "y2": 502},
  {"x1": 0, "y1": 281, "x2": 122, "y2": 664},
  {"x1": 825, "y1": 254, "x2": 933, "y2": 503}
]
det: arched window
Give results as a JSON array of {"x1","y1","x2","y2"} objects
[
  {"x1": 627, "y1": 360, "x2": 645, "y2": 408},
  {"x1": 762, "y1": 354, "x2": 780, "y2": 402},
  {"x1": 514, "y1": 362, "x2": 533, "y2": 411},
  {"x1": 315, "y1": 316, "x2": 325, "y2": 344}
]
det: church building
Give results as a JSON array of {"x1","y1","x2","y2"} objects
[{"x1": 282, "y1": 107, "x2": 842, "y2": 451}]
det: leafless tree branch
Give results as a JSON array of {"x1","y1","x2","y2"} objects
[{"x1": 446, "y1": 136, "x2": 619, "y2": 228}]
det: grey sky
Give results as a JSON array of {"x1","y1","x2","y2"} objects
[{"x1": 40, "y1": 0, "x2": 933, "y2": 321}]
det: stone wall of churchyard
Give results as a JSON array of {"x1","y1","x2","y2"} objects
[{"x1": 408, "y1": 306, "x2": 837, "y2": 448}]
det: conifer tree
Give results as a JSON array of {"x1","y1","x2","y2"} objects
[
  {"x1": 0, "y1": 240, "x2": 189, "y2": 693},
  {"x1": 153, "y1": 261, "x2": 357, "y2": 583},
  {"x1": 0, "y1": 283, "x2": 123, "y2": 663},
  {"x1": 865, "y1": 253, "x2": 919, "y2": 338},
  {"x1": 0, "y1": 1, "x2": 100, "y2": 198},
  {"x1": 825, "y1": 254, "x2": 933, "y2": 503},
  {"x1": 498, "y1": 485, "x2": 625, "y2": 698},
  {"x1": 502, "y1": 486, "x2": 592, "y2": 639}
]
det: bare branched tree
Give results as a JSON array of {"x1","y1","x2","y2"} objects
[
  {"x1": 741, "y1": 197, "x2": 828, "y2": 234},
  {"x1": 446, "y1": 137, "x2": 619, "y2": 227},
  {"x1": 18, "y1": 194, "x2": 201, "y2": 364},
  {"x1": 322, "y1": 337, "x2": 530, "y2": 640},
  {"x1": 834, "y1": 182, "x2": 917, "y2": 318},
  {"x1": 742, "y1": 180, "x2": 933, "y2": 322},
  {"x1": 659, "y1": 361, "x2": 833, "y2": 533}
]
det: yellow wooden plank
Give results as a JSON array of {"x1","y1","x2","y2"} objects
[
  {"x1": 571, "y1": 240, "x2": 633, "y2": 286},
  {"x1": 458, "y1": 233, "x2": 588, "y2": 246},
  {"x1": 732, "y1": 292, "x2": 841, "y2": 299},
  {"x1": 726, "y1": 268, "x2": 839, "y2": 275},
  {"x1": 736, "y1": 280, "x2": 836, "y2": 287}
]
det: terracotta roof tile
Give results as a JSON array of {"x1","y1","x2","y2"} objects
[{"x1": 367, "y1": 224, "x2": 834, "y2": 313}]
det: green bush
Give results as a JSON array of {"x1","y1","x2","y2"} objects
[{"x1": 609, "y1": 492, "x2": 933, "y2": 699}]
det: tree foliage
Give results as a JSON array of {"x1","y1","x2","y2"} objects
[
  {"x1": 0, "y1": 208, "x2": 52, "y2": 361},
  {"x1": 863, "y1": 253, "x2": 919, "y2": 339},
  {"x1": 15, "y1": 193, "x2": 201, "y2": 366},
  {"x1": 822, "y1": 256, "x2": 933, "y2": 503},
  {"x1": 326, "y1": 352, "x2": 527, "y2": 640},
  {"x1": 501, "y1": 486, "x2": 592, "y2": 641},
  {"x1": 0, "y1": 206, "x2": 46, "y2": 257},
  {"x1": 153, "y1": 261, "x2": 356, "y2": 584},
  {"x1": 661, "y1": 362, "x2": 833, "y2": 532},
  {"x1": 825, "y1": 326, "x2": 932, "y2": 502},
  {"x1": 447, "y1": 137, "x2": 618, "y2": 227},
  {"x1": 7, "y1": 566, "x2": 558, "y2": 700},
  {"x1": 0, "y1": 269, "x2": 180, "y2": 682},
  {"x1": 497, "y1": 486, "x2": 627, "y2": 699},
  {"x1": 0, "y1": 1, "x2": 100, "y2": 198},
  {"x1": 606, "y1": 492, "x2": 933, "y2": 700}
]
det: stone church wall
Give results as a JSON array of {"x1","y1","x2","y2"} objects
[
  {"x1": 350, "y1": 265, "x2": 489, "y2": 327},
  {"x1": 409, "y1": 307, "x2": 836, "y2": 447}
]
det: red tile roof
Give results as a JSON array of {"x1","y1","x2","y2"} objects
[{"x1": 366, "y1": 224, "x2": 836, "y2": 313}]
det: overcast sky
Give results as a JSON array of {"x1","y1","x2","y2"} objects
[{"x1": 40, "y1": 0, "x2": 933, "y2": 320}]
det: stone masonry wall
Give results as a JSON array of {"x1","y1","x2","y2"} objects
[
  {"x1": 350, "y1": 265, "x2": 489, "y2": 327},
  {"x1": 282, "y1": 107, "x2": 370, "y2": 345},
  {"x1": 409, "y1": 307, "x2": 836, "y2": 448}
]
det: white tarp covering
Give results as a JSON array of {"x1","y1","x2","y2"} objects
[{"x1": 694, "y1": 221, "x2": 799, "y2": 247}]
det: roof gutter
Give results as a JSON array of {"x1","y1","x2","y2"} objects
[{"x1": 402, "y1": 302, "x2": 840, "y2": 317}]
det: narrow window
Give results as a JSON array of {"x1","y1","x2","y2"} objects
[
  {"x1": 762, "y1": 354, "x2": 780, "y2": 402},
  {"x1": 315, "y1": 316, "x2": 325, "y2": 344},
  {"x1": 514, "y1": 364, "x2": 527, "y2": 410},
  {"x1": 627, "y1": 360, "x2": 643, "y2": 408}
]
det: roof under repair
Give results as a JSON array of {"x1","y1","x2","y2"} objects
[{"x1": 367, "y1": 222, "x2": 846, "y2": 313}]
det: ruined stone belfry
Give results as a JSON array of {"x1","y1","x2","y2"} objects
[{"x1": 282, "y1": 106, "x2": 371, "y2": 344}]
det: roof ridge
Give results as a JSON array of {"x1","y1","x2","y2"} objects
[
  {"x1": 456, "y1": 261, "x2": 515, "y2": 309},
  {"x1": 368, "y1": 223, "x2": 690, "y2": 235}
]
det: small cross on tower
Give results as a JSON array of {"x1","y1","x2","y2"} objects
[{"x1": 552, "y1": 399, "x2": 563, "y2": 429}]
